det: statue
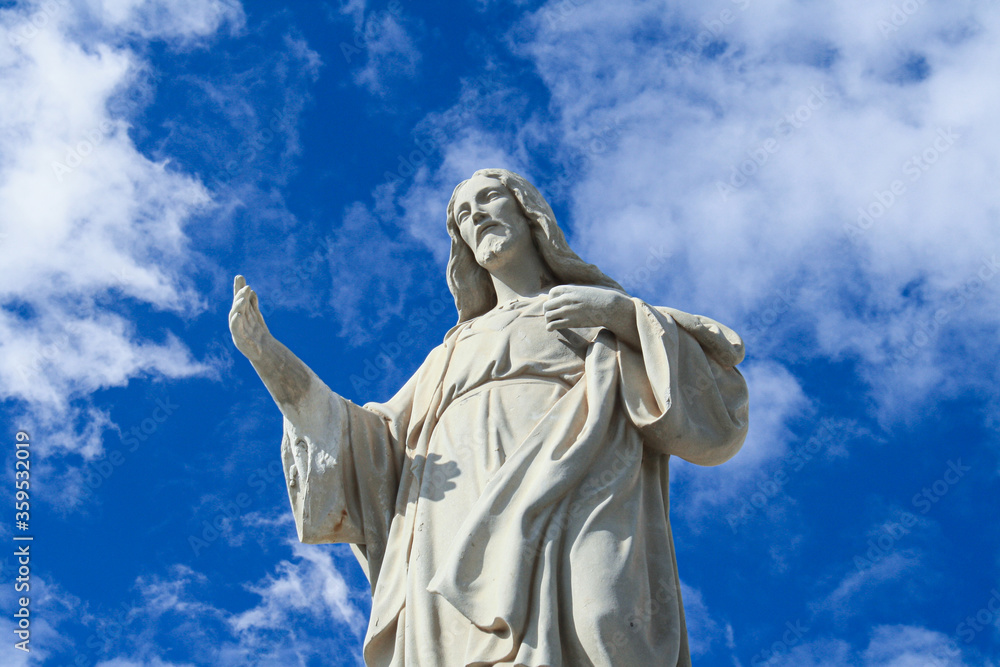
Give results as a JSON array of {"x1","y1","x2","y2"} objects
[{"x1": 229, "y1": 168, "x2": 749, "y2": 666}]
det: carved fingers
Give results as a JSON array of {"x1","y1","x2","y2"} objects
[
  {"x1": 543, "y1": 284, "x2": 632, "y2": 333},
  {"x1": 543, "y1": 285, "x2": 600, "y2": 331},
  {"x1": 229, "y1": 274, "x2": 270, "y2": 360}
]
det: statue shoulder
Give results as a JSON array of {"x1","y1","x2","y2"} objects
[{"x1": 651, "y1": 305, "x2": 745, "y2": 366}]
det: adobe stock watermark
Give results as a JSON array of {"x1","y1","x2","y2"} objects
[
  {"x1": 653, "y1": 0, "x2": 756, "y2": 71},
  {"x1": 188, "y1": 458, "x2": 286, "y2": 555},
  {"x1": 339, "y1": 0, "x2": 404, "y2": 64},
  {"x1": 726, "y1": 419, "x2": 840, "y2": 534},
  {"x1": 919, "y1": 588, "x2": 1000, "y2": 666},
  {"x1": 381, "y1": 71, "x2": 498, "y2": 189},
  {"x1": 6, "y1": 0, "x2": 70, "y2": 47},
  {"x1": 843, "y1": 127, "x2": 960, "y2": 243},
  {"x1": 617, "y1": 244, "x2": 671, "y2": 291},
  {"x1": 955, "y1": 588, "x2": 1000, "y2": 644},
  {"x1": 207, "y1": 107, "x2": 295, "y2": 191},
  {"x1": 80, "y1": 397, "x2": 180, "y2": 497},
  {"x1": 72, "y1": 597, "x2": 143, "y2": 667},
  {"x1": 886, "y1": 253, "x2": 999, "y2": 374},
  {"x1": 348, "y1": 286, "x2": 453, "y2": 395},
  {"x1": 741, "y1": 286, "x2": 795, "y2": 348},
  {"x1": 51, "y1": 120, "x2": 118, "y2": 183},
  {"x1": 749, "y1": 620, "x2": 810, "y2": 666},
  {"x1": 545, "y1": 119, "x2": 625, "y2": 202},
  {"x1": 878, "y1": 0, "x2": 928, "y2": 39},
  {"x1": 854, "y1": 459, "x2": 970, "y2": 571},
  {"x1": 717, "y1": 84, "x2": 835, "y2": 201}
]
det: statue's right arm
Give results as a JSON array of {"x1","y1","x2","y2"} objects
[
  {"x1": 228, "y1": 275, "x2": 326, "y2": 424},
  {"x1": 229, "y1": 276, "x2": 410, "y2": 555}
]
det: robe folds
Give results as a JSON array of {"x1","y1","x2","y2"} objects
[{"x1": 280, "y1": 293, "x2": 749, "y2": 667}]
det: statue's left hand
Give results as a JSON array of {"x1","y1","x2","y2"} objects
[
  {"x1": 542, "y1": 285, "x2": 632, "y2": 331},
  {"x1": 543, "y1": 284, "x2": 641, "y2": 350}
]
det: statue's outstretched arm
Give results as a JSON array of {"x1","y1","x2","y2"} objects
[{"x1": 229, "y1": 274, "x2": 322, "y2": 423}]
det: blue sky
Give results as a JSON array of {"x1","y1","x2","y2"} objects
[{"x1": 1, "y1": 0, "x2": 998, "y2": 664}]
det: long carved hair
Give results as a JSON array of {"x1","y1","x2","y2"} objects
[{"x1": 445, "y1": 168, "x2": 623, "y2": 323}]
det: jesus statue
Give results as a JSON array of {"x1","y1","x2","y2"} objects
[{"x1": 229, "y1": 168, "x2": 749, "y2": 666}]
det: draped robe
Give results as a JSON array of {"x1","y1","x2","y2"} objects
[{"x1": 280, "y1": 293, "x2": 748, "y2": 666}]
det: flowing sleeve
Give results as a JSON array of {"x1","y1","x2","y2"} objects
[
  {"x1": 280, "y1": 371, "x2": 416, "y2": 555},
  {"x1": 616, "y1": 298, "x2": 749, "y2": 466}
]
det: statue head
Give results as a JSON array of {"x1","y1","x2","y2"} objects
[{"x1": 445, "y1": 168, "x2": 622, "y2": 322}]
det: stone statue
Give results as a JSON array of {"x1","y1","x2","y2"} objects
[{"x1": 229, "y1": 168, "x2": 749, "y2": 666}]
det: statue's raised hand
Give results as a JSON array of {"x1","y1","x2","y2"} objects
[{"x1": 229, "y1": 275, "x2": 272, "y2": 362}]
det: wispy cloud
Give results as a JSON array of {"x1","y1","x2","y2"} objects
[
  {"x1": 315, "y1": 72, "x2": 528, "y2": 351},
  {"x1": 232, "y1": 541, "x2": 367, "y2": 637},
  {"x1": 340, "y1": 1, "x2": 999, "y2": 507},
  {"x1": 324, "y1": 201, "x2": 433, "y2": 346},
  {"x1": 81, "y1": 0, "x2": 245, "y2": 46},
  {"x1": 816, "y1": 551, "x2": 920, "y2": 620},
  {"x1": 497, "y1": 0, "x2": 1000, "y2": 423},
  {"x1": 680, "y1": 581, "x2": 731, "y2": 658},
  {"x1": 333, "y1": 0, "x2": 422, "y2": 97},
  {"x1": 670, "y1": 359, "x2": 810, "y2": 523},
  {"x1": 757, "y1": 624, "x2": 983, "y2": 667},
  {"x1": 0, "y1": 570, "x2": 91, "y2": 665},
  {"x1": 56, "y1": 546, "x2": 366, "y2": 666},
  {"x1": 0, "y1": 0, "x2": 244, "y2": 466},
  {"x1": 96, "y1": 657, "x2": 196, "y2": 667}
]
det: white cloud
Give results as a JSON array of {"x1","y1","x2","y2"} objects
[
  {"x1": 97, "y1": 658, "x2": 196, "y2": 667},
  {"x1": 680, "y1": 581, "x2": 728, "y2": 658},
  {"x1": 862, "y1": 625, "x2": 970, "y2": 667},
  {"x1": 337, "y1": 0, "x2": 421, "y2": 96},
  {"x1": 52, "y1": 547, "x2": 366, "y2": 666},
  {"x1": 756, "y1": 624, "x2": 983, "y2": 667},
  {"x1": 325, "y1": 201, "x2": 428, "y2": 345},
  {"x1": 232, "y1": 541, "x2": 366, "y2": 637},
  {"x1": 336, "y1": 0, "x2": 367, "y2": 33},
  {"x1": 752, "y1": 638, "x2": 855, "y2": 667},
  {"x1": 0, "y1": 0, "x2": 243, "y2": 465},
  {"x1": 341, "y1": 1, "x2": 1000, "y2": 491},
  {"x1": 816, "y1": 551, "x2": 919, "y2": 620},
  {"x1": 671, "y1": 360, "x2": 810, "y2": 520},
  {"x1": 89, "y1": 0, "x2": 245, "y2": 45},
  {"x1": 0, "y1": 573, "x2": 83, "y2": 665},
  {"x1": 481, "y1": 0, "x2": 1000, "y2": 422}
]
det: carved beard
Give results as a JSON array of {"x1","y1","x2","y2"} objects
[{"x1": 475, "y1": 230, "x2": 514, "y2": 269}]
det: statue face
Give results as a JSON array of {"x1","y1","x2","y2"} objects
[{"x1": 453, "y1": 175, "x2": 534, "y2": 271}]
